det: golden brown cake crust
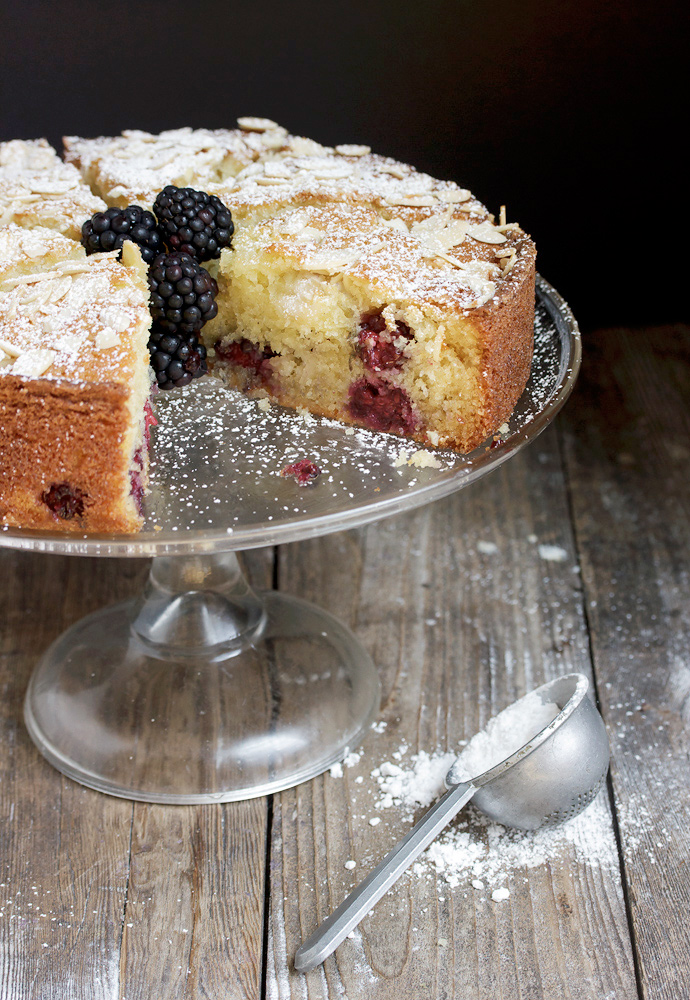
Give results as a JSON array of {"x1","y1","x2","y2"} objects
[
  {"x1": 0, "y1": 227, "x2": 152, "y2": 534},
  {"x1": 0, "y1": 376, "x2": 138, "y2": 533}
]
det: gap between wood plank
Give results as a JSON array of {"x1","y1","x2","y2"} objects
[
  {"x1": 260, "y1": 544, "x2": 280, "y2": 1000},
  {"x1": 556, "y1": 420, "x2": 645, "y2": 1000}
]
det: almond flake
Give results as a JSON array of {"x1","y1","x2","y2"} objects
[
  {"x1": 378, "y1": 164, "x2": 408, "y2": 179},
  {"x1": 100, "y1": 306, "x2": 131, "y2": 333},
  {"x1": 0, "y1": 339, "x2": 21, "y2": 358},
  {"x1": 288, "y1": 137, "x2": 329, "y2": 157},
  {"x1": 28, "y1": 180, "x2": 79, "y2": 196},
  {"x1": 11, "y1": 348, "x2": 56, "y2": 378},
  {"x1": 436, "y1": 188, "x2": 472, "y2": 204},
  {"x1": 254, "y1": 176, "x2": 289, "y2": 186},
  {"x1": 312, "y1": 166, "x2": 353, "y2": 180},
  {"x1": 237, "y1": 116, "x2": 281, "y2": 133},
  {"x1": 94, "y1": 327, "x2": 120, "y2": 351},
  {"x1": 385, "y1": 195, "x2": 436, "y2": 208},
  {"x1": 468, "y1": 221, "x2": 507, "y2": 245},
  {"x1": 335, "y1": 144, "x2": 371, "y2": 157},
  {"x1": 384, "y1": 217, "x2": 409, "y2": 233},
  {"x1": 411, "y1": 212, "x2": 470, "y2": 255},
  {"x1": 263, "y1": 161, "x2": 292, "y2": 179}
]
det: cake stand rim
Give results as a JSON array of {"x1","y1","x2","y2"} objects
[{"x1": 0, "y1": 274, "x2": 580, "y2": 558}]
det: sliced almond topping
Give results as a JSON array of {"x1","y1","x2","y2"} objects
[
  {"x1": 263, "y1": 161, "x2": 293, "y2": 178},
  {"x1": 255, "y1": 175, "x2": 290, "y2": 186},
  {"x1": 288, "y1": 137, "x2": 330, "y2": 157},
  {"x1": 411, "y1": 211, "x2": 470, "y2": 255},
  {"x1": 468, "y1": 221, "x2": 507, "y2": 245},
  {"x1": 499, "y1": 205, "x2": 507, "y2": 227},
  {"x1": 120, "y1": 240, "x2": 147, "y2": 279},
  {"x1": 378, "y1": 164, "x2": 408, "y2": 179},
  {"x1": 385, "y1": 195, "x2": 436, "y2": 208},
  {"x1": 11, "y1": 348, "x2": 56, "y2": 378},
  {"x1": 335, "y1": 144, "x2": 371, "y2": 157},
  {"x1": 28, "y1": 180, "x2": 79, "y2": 196},
  {"x1": 312, "y1": 165, "x2": 353, "y2": 180},
  {"x1": 94, "y1": 327, "x2": 120, "y2": 351},
  {"x1": 237, "y1": 116, "x2": 281, "y2": 133},
  {"x1": 436, "y1": 188, "x2": 472, "y2": 204},
  {"x1": 101, "y1": 305, "x2": 131, "y2": 333},
  {"x1": 0, "y1": 338, "x2": 22, "y2": 358},
  {"x1": 384, "y1": 217, "x2": 409, "y2": 233}
]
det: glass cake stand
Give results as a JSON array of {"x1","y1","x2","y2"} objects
[{"x1": 5, "y1": 276, "x2": 580, "y2": 803}]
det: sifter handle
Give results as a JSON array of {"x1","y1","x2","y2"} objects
[{"x1": 294, "y1": 781, "x2": 476, "y2": 972}]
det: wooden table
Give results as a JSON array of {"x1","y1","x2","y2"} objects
[{"x1": 1, "y1": 324, "x2": 688, "y2": 1000}]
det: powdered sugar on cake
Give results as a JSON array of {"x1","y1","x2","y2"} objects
[{"x1": 0, "y1": 225, "x2": 149, "y2": 384}]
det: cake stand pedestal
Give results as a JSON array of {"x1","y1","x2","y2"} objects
[
  {"x1": 24, "y1": 550, "x2": 379, "y2": 802},
  {"x1": 9, "y1": 277, "x2": 580, "y2": 803}
]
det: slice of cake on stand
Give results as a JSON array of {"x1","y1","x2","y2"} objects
[{"x1": 0, "y1": 224, "x2": 153, "y2": 532}]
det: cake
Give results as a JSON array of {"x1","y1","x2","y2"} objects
[
  {"x1": 0, "y1": 223, "x2": 152, "y2": 532},
  {"x1": 0, "y1": 120, "x2": 536, "y2": 532}
]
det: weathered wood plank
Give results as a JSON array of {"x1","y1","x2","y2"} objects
[
  {"x1": 117, "y1": 549, "x2": 272, "y2": 1000},
  {"x1": 0, "y1": 552, "x2": 144, "y2": 1000},
  {"x1": 0, "y1": 549, "x2": 272, "y2": 1000},
  {"x1": 267, "y1": 429, "x2": 639, "y2": 999},
  {"x1": 562, "y1": 324, "x2": 690, "y2": 1000}
]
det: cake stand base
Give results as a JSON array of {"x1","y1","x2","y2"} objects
[{"x1": 24, "y1": 552, "x2": 380, "y2": 803}]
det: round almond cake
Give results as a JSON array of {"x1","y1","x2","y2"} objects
[{"x1": 0, "y1": 119, "x2": 536, "y2": 533}]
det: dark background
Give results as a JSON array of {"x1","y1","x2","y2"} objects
[{"x1": 0, "y1": 0, "x2": 686, "y2": 331}]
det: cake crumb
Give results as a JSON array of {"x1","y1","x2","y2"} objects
[
  {"x1": 257, "y1": 397, "x2": 271, "y2": 412},
  {"x1": 407, "y1": 449, "x2": 441, "y2": 469}
]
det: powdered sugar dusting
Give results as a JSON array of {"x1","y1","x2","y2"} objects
[{"x1": 330, "y1": 739, "x2": 618, "y2": 895}]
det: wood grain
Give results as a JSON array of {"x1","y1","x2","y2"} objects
[
  {"x1": 2, "y1": 325, "x2": 689, "y2": 999},
  {"x1": 562, "y1": 325, "x2": 690, "y2": 1000},
  {"x1": 0, "y1": 549, "x2": 271, "y2": 1000},
  {"x1": 0, "y1": 552, "x2": 143, "y2": 1000},
  {"x1": 266, "y1": 427, "x2": 639, "y2": 999}
]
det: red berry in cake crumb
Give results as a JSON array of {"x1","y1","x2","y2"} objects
[
  {"x1": 147, "y1": 328, "x2": 208, "y2": 390},
  {"x1": 153, "y1": 185, "x2": 234, "y2": 262},
  {"x1": 216, "y1": 338, "x2": 277, "y2": 380},
  {"x1": 148, "y1": 252, "x2": 218, "y2": 337},
  {"x1": 81, "y1": 206, "x2": 164, "y2": 264},
  {"x1": 281, "y1": 459, "x2": 321, "y2": 486},
  {"x1": 347, "y1": 377, "x2": 418, "y2": 435},
  {"x1": 41, "y1": 482, "x2": 87, "y2": 520},
  {"x1": 356, "y1": 312, "x2": 413, "y2": 372}
]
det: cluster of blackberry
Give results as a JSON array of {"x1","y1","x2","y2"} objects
[{"x1": 81, "y1": 186, "x2": 234, "y2": 390}]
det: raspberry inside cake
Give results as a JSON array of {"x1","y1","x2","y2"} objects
[{"x1": 203, "y1": 201, "x2": 534, "y2": 451}]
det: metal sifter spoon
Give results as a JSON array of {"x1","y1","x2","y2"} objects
[{"x1": 295, "y1": 673, "x2": 609, "y2": 973}]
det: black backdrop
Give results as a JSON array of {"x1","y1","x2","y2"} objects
[{"x1": 0, "y1": 0, "x2": 686, "y2": 330}]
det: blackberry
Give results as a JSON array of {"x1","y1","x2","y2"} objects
[
  {"x1": 148, "y1": 252, "x2": 218, "y2": 337},
  {"x1": 81, "y1": 206, "x2": 164, "y2": 264},
  {"x1": 147, "y1": 328, "x2": 208, "y2": 390},
  {"x1": 153, "y1": 185, "x2": 234, "y2": 262}
]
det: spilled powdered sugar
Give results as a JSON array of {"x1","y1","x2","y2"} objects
[{"x1": 331, "y1": 739, "x2": 618, "y2": 897}]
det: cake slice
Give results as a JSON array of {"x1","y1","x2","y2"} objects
[
  {"x1": 0, "y1": 225, "x2": 153, "y2": 533},
  {"x1": 0, "y1": 138, "x2": 107, "y2": 241}
]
